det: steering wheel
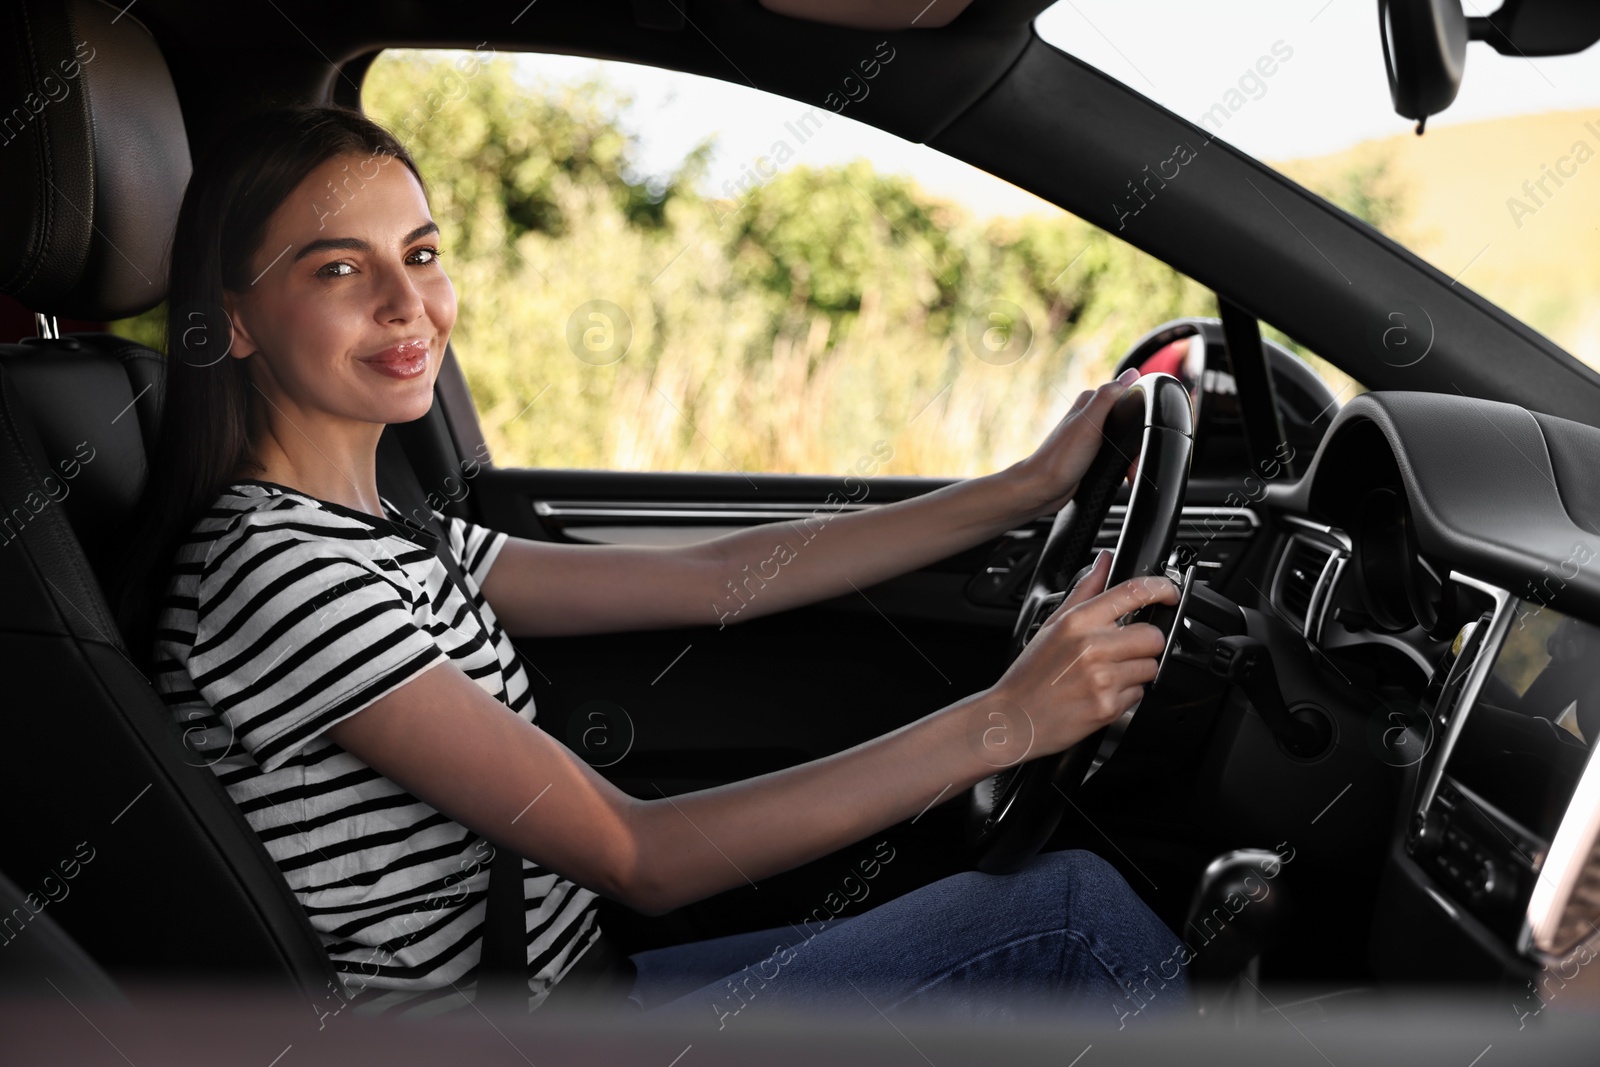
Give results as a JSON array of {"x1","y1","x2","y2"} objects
[{"x1": 965, "y1": 372, "x2": 1194, "y2": 875}]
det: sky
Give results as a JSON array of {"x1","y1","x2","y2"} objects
[
  {"x1": 1038, "y1": 0, "x2": 1600, "y2": 157},
  {"x1": 509, "y1": 0, "x2": 1600, "y2": 220}
]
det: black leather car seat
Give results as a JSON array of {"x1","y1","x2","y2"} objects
[
  {"x1": 0, "y1": 866, "x2": 124, "y2": 1003},
  {"x1": 0, "y1": 0, "x2": 340, "y2": 1005}
]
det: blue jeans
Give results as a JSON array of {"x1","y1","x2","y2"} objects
[{"x1": 626, "y1": 849, "x2": 1187, "y2": 1031}]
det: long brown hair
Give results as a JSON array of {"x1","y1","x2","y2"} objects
[{"x1": 112, "y1": 104, "x2": 427, "y2": 672}]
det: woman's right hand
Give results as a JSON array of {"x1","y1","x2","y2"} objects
[{"x1": 985, "y1": 549, "x2": 1179, "y2": 763}]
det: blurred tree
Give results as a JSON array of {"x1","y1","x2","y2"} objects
[
  {"x1": 365, "y1": 53, "x2": 710, "y2": 257},
  {"x1": 1278, "y1": 147, "x2": 1407, "y2": 234}
]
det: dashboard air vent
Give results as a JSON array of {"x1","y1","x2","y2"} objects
[
  {"x1": 1095, "y1": 505, "x2": 1258, "y2": 548},
  {"x1": 1272, "y1": 537, "x2": 1336, "y2": 633}
]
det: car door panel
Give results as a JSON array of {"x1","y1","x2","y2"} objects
[{"x1": 463, "y1": 465, "x2": 1266, "y2": 941}]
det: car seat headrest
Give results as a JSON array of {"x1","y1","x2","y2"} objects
[{"x1": 0, "y1": 0, "x2": 191, "y2": 321}]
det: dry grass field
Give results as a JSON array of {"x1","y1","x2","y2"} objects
[{"x1": 1277, "y1": 108, "x2": 1600, "y2": 371}]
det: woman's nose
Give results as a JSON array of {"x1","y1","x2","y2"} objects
[{"x1": 376, "y1": 263, "x2": 427, "y2": 323}]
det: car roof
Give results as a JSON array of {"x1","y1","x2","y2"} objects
[{"x1": 137, "y1": 0, "x2": 1051, "y2": 147}]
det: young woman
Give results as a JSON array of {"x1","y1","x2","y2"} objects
[{"x1": 115, "y1": 105, "x2": 1184, "y2": 1030}]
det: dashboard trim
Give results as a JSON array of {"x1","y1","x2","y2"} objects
[
  {"x1": 537, "y1": 500, "x2": 1263, "y2": 552},
  {"x1": 1305, "y1": 549, "x2": 1346, "y2": 645},
  {"x1": 1281, "y1": 512, "x2": 1353, "y2": 551},
  {"x1": 1155, "y1": 504, "x2": 1261, "y2": 529},
  {"x1": 533, "y1": 500, "x2": 875, "y2": 520},
  {"x1": 1424, "y1": 885, "x2": 1461, "y2": 922},
  {"x1": 1415, "y1": 572, "x2": 1515, "y2": 820}
]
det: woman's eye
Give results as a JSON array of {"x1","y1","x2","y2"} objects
[
  {"x1": 315, "y1": 261, "x2": 355, "y2": 278},
  {"x1": 408, "y1": 246, "x2": 443, "y2": 266}
]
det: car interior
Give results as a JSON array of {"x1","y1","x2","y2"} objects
[{"x1": 4, "y1": 0, "x2": 1600, "y2": 1045}]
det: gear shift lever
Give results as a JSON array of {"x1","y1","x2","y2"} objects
[{"x1": 1183, "y1": 849, "x2": 1293, "y2": 1022}]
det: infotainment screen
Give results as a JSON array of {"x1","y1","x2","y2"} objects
[{"x1": 1446, "y1": 604, "x2": 1600, "y2": 843}]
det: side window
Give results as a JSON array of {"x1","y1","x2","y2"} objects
[{"x1": 360, "y1": 49, "x2": 1333, "y2": 477}]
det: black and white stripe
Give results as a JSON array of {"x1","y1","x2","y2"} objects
[{"x1": 153, "y1": 480, "x2": 600, "y2": 1018}]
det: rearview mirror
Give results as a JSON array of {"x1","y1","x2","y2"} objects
[{"x1": 1379, "y1": 0, "x2": 1468, "y2": 131}]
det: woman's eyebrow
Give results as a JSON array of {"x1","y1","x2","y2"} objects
[
  {"x1": 293, "y1": 221, "x2": 440, "y2": 263},
  {"x1": 405, "y1": 221, "x2": 440, "y2": 243}
]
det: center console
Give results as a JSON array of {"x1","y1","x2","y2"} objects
[{"x1": 1400, "y1": 573, "x2": 1600, "y2": 971}]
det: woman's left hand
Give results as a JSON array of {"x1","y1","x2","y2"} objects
[{"x1": 1009, "y1": 366, "x2": 1142, "y2": 516}]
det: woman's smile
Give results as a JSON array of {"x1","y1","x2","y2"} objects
[{"x1": 359, "y1": 337, "x2": 431, "y2": 380}]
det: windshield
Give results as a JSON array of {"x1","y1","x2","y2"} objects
[{"x1": 1036, "y1": 0, "x2": 1600, "y2": 371}]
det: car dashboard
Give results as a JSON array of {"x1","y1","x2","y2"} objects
[{"x1": 1258, "y1": 389, "x2": 1600, "y2": 983}]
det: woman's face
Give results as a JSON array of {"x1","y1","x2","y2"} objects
[{"x1": 224, "y1": 150, "x2": 456, "y2": 433}]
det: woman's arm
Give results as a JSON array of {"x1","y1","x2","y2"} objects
[
  {"x1": 326, "y1": 551, "x2": 1175, "y2": 916},
  {"x1": 478, "y1": 467, "x2": 1038, "y2": 638},
  {"x1": 480, "y1": 371, "x2": 1139, "y2": 638}
]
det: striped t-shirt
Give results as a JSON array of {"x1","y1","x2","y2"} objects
[{"x1": 152, "y1": 479, "x2": 601, "y2": 1019}]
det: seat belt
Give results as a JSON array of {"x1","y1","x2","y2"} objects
[
  {"x1": 373, "y1": 432, "x2": 528, "y2": 1004},
  {"x1": 374, "y1": 430, "x2": 637, "y2": 1011}
]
